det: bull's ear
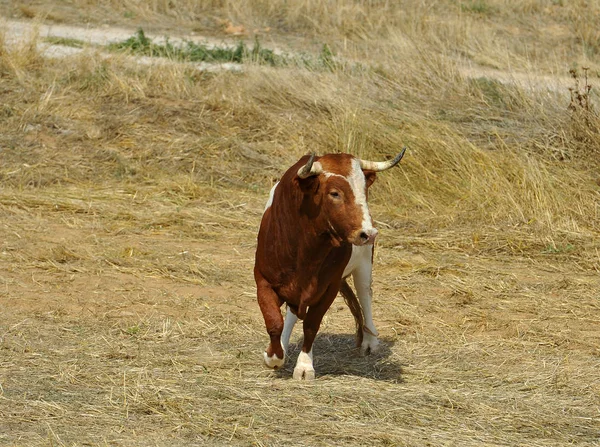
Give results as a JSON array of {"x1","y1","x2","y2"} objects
[
  {"x1": 364, "y1": 171, "x2": 377, "y2": 188},
  {"x1": 295, "y1": 174, "x2": 320, "y2": 194},
  {"x1": 296, "y1": 154, "x2": 322, "y2": 194}
]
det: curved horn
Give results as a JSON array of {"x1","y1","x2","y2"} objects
[
  {"x1": 359, "y1": 147, "x2": 407, "y2": 172},
  {"x1": 297, "y1": 153, "x2": 323, "y2": 179}
]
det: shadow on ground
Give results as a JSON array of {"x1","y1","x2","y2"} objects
[{"x1": 277, "y1": 333, "x2": 404, "y2": 382}]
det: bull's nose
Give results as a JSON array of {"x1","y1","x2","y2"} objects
[{"x1": 359, "y1": 228, "x2": 378, "y2": 245}]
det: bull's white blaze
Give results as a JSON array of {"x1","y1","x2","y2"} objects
[
  {"x1": 324, "y1": 159, "x2": 373, "y2": 236},
  {"x1": 348, "y1": 158, "x2": 373, "y2": 233}
]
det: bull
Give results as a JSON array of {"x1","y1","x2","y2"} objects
[{"x1": 254, "y1": 149, "x2": 406, "y2": 379}]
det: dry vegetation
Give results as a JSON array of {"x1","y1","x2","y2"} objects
[{"x1": 1, "y1": 1, "x2": 600, "y2": 446}]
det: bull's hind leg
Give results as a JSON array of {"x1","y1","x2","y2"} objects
[
  {"x1": 255, "y1": 272, "x2": 285, "y2": 368},
  {"x1": 352, "y1": 252, "x2": 380, "y2": 355},
  {"x1": 281, "y1": 306, "x2": 298, "y2": 354}
]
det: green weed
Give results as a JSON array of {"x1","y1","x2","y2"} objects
[
  {"x1": 460, "y1": 0, "x2": 494, "y2": 15},
  {"x1": 125, "y1": 325, "x2": 141, "y2": 336},
  {"x1": 43, "y1": 36, "x2": 86, "y2": 48},
  {"x1": 108, "y1": 29, "x2": 344, "y2": 71},
  {"x1": 109, "y1": 28, "x2": 284, "y2": 66},
  {"x1": 542, "y1": 243, "x2": 575, "y2": 254},
  {"x1": 470, "y1": 77, "x2": 506, "y2": 107}
]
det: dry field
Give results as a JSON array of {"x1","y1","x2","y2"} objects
[{"x1": 1, "y1": 1, "x2": 600, "y2": 446}]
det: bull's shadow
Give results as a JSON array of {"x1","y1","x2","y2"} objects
[{"x1": 277, "y1": 333, "x2": 404, "y2": 382}]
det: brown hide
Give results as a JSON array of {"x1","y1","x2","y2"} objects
[{"x1": 255, "y1": 154, "x2": 370, "y2": 319}]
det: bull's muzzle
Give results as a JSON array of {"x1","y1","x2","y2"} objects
[{"x1": 355, "y1": 228, "x2": 378, "y2": 245}]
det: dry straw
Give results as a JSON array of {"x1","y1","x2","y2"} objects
[{"x1": 1, "y1": 2, "x2": 599, "y2": 446}]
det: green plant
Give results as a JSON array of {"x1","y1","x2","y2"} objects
[
  {"x1": 125, "y1": 325, "x2": 141, "y2": 336},
  {"x1": 319, "y1": 44, "x2": 337, "y2": 71},
  {"x1": 43, "y1": 36, "x2": 86, "y2": 48},
  {"x1": 542, "y1": 243, "x2": 575, "y2": 254},
  {"x1": 460, "y1": 0, "x2": 494, "y2": 15},
  {"x1": 109, "y1": 28, "x2": 285, "y2": 66},
  {"x1": 470, "y1": 77, "x2": 506, "y2": 107}
]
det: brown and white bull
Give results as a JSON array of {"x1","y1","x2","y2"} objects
[{"x1": 254, "y1": 149, "x2": 406, "y2": 379}]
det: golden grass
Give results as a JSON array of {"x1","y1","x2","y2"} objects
[{"x1": 1, "y1": 2, "x2": 600, "y2": 446}]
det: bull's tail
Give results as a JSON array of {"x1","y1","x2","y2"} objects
[{"x1": 339, "y1": 278, "x2": 364, "y2": 348}]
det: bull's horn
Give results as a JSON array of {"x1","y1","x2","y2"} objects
[
  {"x1": 297, "y1": 153, "x2": 323, "y2": 178},
  {"x1": 359, "y1": 147, "x2": 407, "y2": 172}
]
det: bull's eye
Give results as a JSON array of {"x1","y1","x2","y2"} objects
[{"x1": 329, "y1": 191, "x2": 340, "y2": 199}]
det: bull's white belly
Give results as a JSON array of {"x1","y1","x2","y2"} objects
[{"x1": 343, "y1": 244, "x2": 372, "y2": 278}]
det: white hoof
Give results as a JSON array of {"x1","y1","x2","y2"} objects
[
  {"x1": 263, "y1": 351, "x2": 285, "y2": 369},
  {"x1": 360, "y1": 332, "x2": 380, "y2": 355},
  {"x1": 292, "y1": 351, "x2": 315, "y2": 380},
  {"x1": 293, "y1": 365, "x2": 315, "y2": 380}
]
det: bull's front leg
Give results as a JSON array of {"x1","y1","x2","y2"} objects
[
  {"x1": 352, "y1": 260, "x2": 380, "y2": 355},
  {"x1": 255, "y1": 271, "x2": 285, "y2": 369},
  {"x1": 293, "y1": 284, "x2": 339, "y2": 380}
]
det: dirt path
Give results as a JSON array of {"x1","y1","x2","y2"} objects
[
  {"x1": 2, "y1": 18, "x2": 244, "y2": 71},
  {"x1": 2, "y1": 18, "x2": 575, "y2": 91}
]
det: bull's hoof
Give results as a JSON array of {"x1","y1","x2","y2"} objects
[
  {"x1": 360, "y1": 334, "x2": 380, "y2": 356},
  {"x1": 293, "y1": 365, "x2": 315, "y2": 380},
  {"x1": 292, "y1": 351, "x2": 315, "y2": 380},
  {"x1": 263, "y1": 351, "x2": 285, "y2": 369}
]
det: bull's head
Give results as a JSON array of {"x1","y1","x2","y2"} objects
[{"x1": 295, "y1": 149, "x2": 406, "y2": 246}]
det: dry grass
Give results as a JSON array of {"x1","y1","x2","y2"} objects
[{"x1": 1, "y1": 2, "x2": 600, "y2": 446}]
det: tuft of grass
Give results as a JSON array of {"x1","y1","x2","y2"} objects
[
  {"x1": 469, "y1": 76, "x2": 507, "y2": 107},
  {"x1": 19, "y1": 5, "x2": 37, "y2": 18},
  {"x1": 542, "y1": 242, "x2": 575, "y2": 254},
  {"x1": 460, "y1": 0, "x2": 494, "y2": 15},
  {"x1": 108, "y1": 28, "x2": 284, "y2": 66},
  {"x1": 107, "y1": 28, "x2": 346, "y2": 72},
  {"x1": 318, "y1": 43, "x2": 338, "y2": 71},
  {"x1": 43, "y1": 36, "x2": 86, "y2": 48}
]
